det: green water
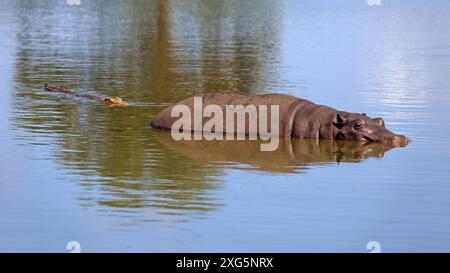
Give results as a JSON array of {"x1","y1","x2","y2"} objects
[{"x1": 1, "y1": 0, "x2": 450, "y2": 252}]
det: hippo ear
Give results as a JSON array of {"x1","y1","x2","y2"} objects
[
  {"x1": 333, "y1": 113, "x2": 347, "y2": 129},
  {"x1": 373, "y1": 117, "x2": 385, "y2": 127}
]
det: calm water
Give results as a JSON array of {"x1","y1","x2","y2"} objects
[{"x1": 1, "y1": 0, "x2": 450, "y2": 252}]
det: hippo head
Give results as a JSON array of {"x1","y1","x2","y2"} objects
[{"x1": 333, "y1": 112, "x2": 408, "y2": 146}]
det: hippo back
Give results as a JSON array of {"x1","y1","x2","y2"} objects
[{"x1": 151, "y1": 93, "x2": 313, "y2": 137}]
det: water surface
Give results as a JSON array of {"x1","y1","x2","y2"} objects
[{"x1": 1, "y1": 0, "x2": 450, "y2": 252}]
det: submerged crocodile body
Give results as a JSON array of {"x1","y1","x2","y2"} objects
[{"x1": 44, "y1": 84, "x2": 129, "y2": 106}]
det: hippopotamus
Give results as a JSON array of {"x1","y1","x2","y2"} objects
[{"x1": 151, "y1": 93, "x2": 408, "y2": 146}]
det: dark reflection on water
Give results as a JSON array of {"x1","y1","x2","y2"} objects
[
  {"x1": 8, "y1": 0, "x2": 283, "y2": 218},
  {"x1": 2, "y1": 0, "x2": 450, "y2": 251},
  {"x1": 154, "y1": 131, "x2": 395, "y2": 173}
]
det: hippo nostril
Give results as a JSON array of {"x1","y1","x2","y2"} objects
[
  {"x1": 386, "y1": 135, "x2": 408, "y2": 145},
  {"x1": 399, "y1": 135, "x2": 409, "y2": 145}
]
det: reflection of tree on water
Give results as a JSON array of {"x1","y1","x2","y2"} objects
[
  {"x1": 9, "y1": 0, "x2": 400, "y2": 220},
  {"x1": 8, "y1": 0, "x2": 395, "y2": 223},
  {"x1": 10, "y1": 0, "x2": 283, "y2": 220}
]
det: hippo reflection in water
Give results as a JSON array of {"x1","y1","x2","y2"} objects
[
  {"x1": 153, "y1": 131, "x2": 398, "y2": 173},
  {"x1": 151, "y1": 93, "x2": 408, "y2": 146}
]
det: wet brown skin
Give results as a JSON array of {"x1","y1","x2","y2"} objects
[
  {"x1": 151, "y1": 93, "x2": 408, "y2": 146},
  {"x1": 44, "y1": 84, "x2": 129, "y2": 106}
]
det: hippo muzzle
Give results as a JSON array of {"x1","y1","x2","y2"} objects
[{"x1": 333, "y1": 112, "x2": 408, "y2": 146}]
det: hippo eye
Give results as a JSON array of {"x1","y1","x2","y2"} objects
[{"x1": 354, "y1": 120, "x2": 365, "y2": 130}]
